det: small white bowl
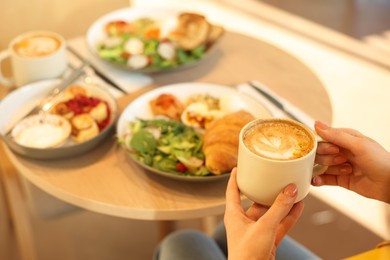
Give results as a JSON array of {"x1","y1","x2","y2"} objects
[{"x1": 11, "y1": 113, "x2": 71, "y2": 149}]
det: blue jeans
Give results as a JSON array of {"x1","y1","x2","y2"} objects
[{"x1": 154, "y1": 222, "x2": 321, "y2": 260}]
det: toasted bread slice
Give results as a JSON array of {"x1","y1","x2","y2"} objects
[
  {"x1": 173, "y1": 13, "x2": 211, "y2": 50},
  {"x1": 206, "y1": 25, "x2": 224, "y2": 46}
]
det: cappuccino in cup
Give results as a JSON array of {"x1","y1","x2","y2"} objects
[
  {"x1": 13, "y1": 34, "x2": 62, "y2": 58},
  {"x1": 237, "y1": 118, "x2": 326, "y2": 206},
  {"x1": 243, "y1": 119, "x2": 314, "y2": 161},
  {"x1": 0, "y1": 31, "x2": 67, "y2": 87}
]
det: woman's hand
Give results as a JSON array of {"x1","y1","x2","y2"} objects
[
  {"x1": 314, "y1": 121, "x2": 390, "y2": 203},
  {"x1": 224, "y1": 168, "x2": 304, "y2": 260}
]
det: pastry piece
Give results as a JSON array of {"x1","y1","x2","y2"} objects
[
  {"x1": 51, "y1": 101, "x2": 75, "y2": 120},
  {"x1": 71, "y1": 114, "x2": 99, "y2": 143},
  {"x1": 63, "y1": 85, "x2": 88, "y2": 101},
  {"x1": 89, "y1": 102, "x2": 109, "y2": 123},
  {"x1": 203, "y1": 110, "x2": 255, "y2": 175},
  {"x1": 149, "y1": 93, "x2": 184, "y2": 120}
]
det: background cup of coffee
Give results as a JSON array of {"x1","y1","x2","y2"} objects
[
  {"x1": 237, "y1": 118, "x2": 326, "y2": 206},
  {"x1": 0, "y1": 30, "x2": 68, "y2": 87}
]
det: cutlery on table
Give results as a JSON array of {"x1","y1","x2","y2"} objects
[
  {"x1": 237, "y1": 80, "x2": 316, "y2": 130},
  {"x1": 67, "y1": 46, "x2": 126, "y2": 95}
]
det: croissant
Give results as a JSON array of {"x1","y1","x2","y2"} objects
[{"x1": 203, "y1": 110, "x2": 255, "y2": 175}]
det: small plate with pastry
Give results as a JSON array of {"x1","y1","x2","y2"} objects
[
  {"x1": 86, "y1": 7, "x2": 224, "y2": 73},
  {"x1": 0, "y1": 78, "x2": 118, "y2": 159},
  {"x1": 117, "y1": 82, "x2": 272, "y2": 181}
]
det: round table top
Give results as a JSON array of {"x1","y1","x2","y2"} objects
[{"x1": 3, "y1": 31, "x2": 332, "y2": 220}]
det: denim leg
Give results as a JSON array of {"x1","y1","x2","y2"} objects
[
  {"x1": 276, "y1": 236, "x2": 321, "y2": 260},
  {"x1": 211, "y1": 222, "x2": 228, "y2": 257},
  {"x1": 211, "y1": 222, "x2": 321, "y2": 260},
  {"x1": 154, "y1": 230, "x2": 226, "y2": 260}
]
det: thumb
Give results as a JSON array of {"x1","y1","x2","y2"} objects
[{"x1": 260, "y1": 184, "x2": 298, "y2": 227}]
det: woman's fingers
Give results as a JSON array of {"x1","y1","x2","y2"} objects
[
  {"x1": 259, "y1": 184, "x2": 298, "y2": 228},
  {"x1": 226, "y1": 168, "x2": 272, "y2": 223},
  {"x1": 315, "y1": 121, "x2": 360, "y2": 150},
  {"x1": 316, "y1": 142, "x2": 340, "y2": 155},
  {"x1": 315, "y1": 154, "x2": 348, "y2": 166},
  {"x1": 225, "y1": 168, "x2": 245, "y2": 215},
  {"x1": 312, "y1": 174, "x2": 350, "y2": 189},
  {"x1": 275, "y1": 201, "x2": 304, "y2": 245},
  {"x1": 324, "y1": 163, "x2": 353, "y2": 175},
  {"x1": 246, "y1": 203, "x2": 268, "y2": 221}
]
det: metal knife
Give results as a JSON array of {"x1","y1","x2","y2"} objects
[
  {"x1": 67, "y1": 46, "x2": 126, "y2": 94},
  {"x1": 247, "y1": 80, "x2": 315, "y2": 130}
]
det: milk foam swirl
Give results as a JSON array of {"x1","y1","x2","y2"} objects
[
  {"x1": 15, "y1": 35, "x2": 60, "y2": 57},
  {"x1": 244, "y1": 121, "x2": 313, "y2": 160}
]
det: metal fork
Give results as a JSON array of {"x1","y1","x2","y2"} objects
[{"x1": 3, "y1": 61, "x2": 90, "y2": 138}]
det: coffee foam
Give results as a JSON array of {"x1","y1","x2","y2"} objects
[
  {"x1": 15, "y1": 35, "x2": 60, "y2": 57},
  {"x1": 244, "y1": 120, "x2": 313, "y2": 160}
]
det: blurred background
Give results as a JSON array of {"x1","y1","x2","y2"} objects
[
  {"x1": 262, "y1": 0, "x2": 390, "y2": 39},
  {"x1": 0, "y1": 0, "x2": 127, "y2": 50}
]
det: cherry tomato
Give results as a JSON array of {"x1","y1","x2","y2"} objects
[{"x1": 176, "y1": 162, "x2": 188, "y2": 173}]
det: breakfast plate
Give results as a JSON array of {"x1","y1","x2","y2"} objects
[
  {"x1": 0, "y1": 78, "x2": 118, "y2": 159},
  {"x1": 86, "y1": 7, "x2": 224, "y2": 73},
  {"x1": 117, "y1": 82, "x2": 272, "y2": 181}
]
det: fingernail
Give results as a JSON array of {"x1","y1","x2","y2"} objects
[
  {"x1": 284, "y1": 184, "x2": 298, "y2": 197},
  {"x1": 334, "y1": 155, "x2": 346, "y2": 164},
  {"x1": 312, "y1": 176, "x2": 322, "y2": 186},
  {"x1": 327, "y1": 145, "x2": 340, "y2": 154},
  {"x1": 316, "y1": 121, "x2": 329, "y2": 130},
  {"x1": 340, "y1": 163, "x2": 352, "y2": 173}
]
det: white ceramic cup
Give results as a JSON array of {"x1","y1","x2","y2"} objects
[
  {"x1": 0, "y1": 31, "x2": 68, "y2": 87},
  {"x1": 237, "y1": 118, "x2": 327, "y2": 206}
]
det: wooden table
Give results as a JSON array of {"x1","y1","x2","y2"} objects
[{"x1": 0, "y1": 31, "x2": 332, "y2": 258}]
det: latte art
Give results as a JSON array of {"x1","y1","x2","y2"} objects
[
  {"x1": 250, "y1": 133, "x2": 302, "y2": 159},
  {"x1": 14, "y1": 35, "x2": 61, "y2": 57},
  {"x1": 244, "y1": 120, "x2": 314, "y2": 160}
]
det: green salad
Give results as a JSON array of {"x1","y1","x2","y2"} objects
[
  {"x1": 97, "y1": 18, "x2": 206, "y2": 70},
  {"x1": 119, "y1": 118, "x2": 211, "y2": 176}
]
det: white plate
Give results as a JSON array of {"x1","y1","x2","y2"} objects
[
  {"x1": 86, "y1": 7, "x2": 222, "y2": 73},
  {"x1": 0, "y1": 78, "x2": 118, "y2": 159},
  {"x1": 117, "y1": 82, "x2": 272, "y2": 181}
]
